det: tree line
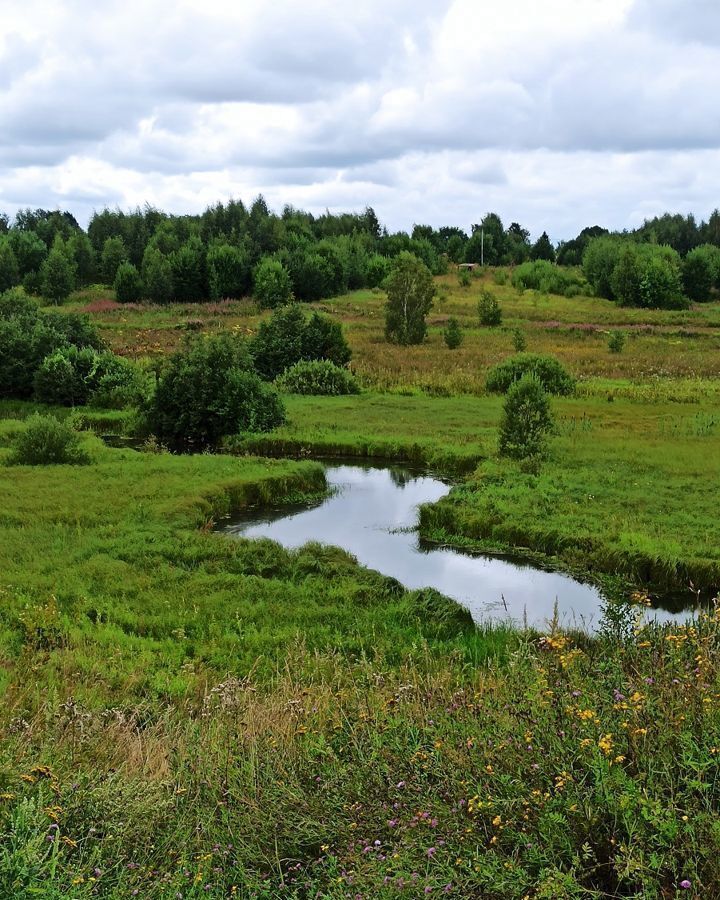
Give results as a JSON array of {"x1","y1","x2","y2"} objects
[{"x1": 1, "y1": 202, "x2": 720, "y2": 308}]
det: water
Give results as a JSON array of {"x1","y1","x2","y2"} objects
[{"x1": 223, "y1": 463, "x2": 695, "y2": 630}]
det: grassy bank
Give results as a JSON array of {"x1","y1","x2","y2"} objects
[{"x1": 236, "y1": 392, "x2": 720, "y2": 594}]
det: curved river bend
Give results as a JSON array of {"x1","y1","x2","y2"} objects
[{"x1": 224, "y1": 463, "x2": 693, "y2": 630}]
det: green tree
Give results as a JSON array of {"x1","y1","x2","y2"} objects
[
  {"x1": 170, "y1": 237, "x2": 207, "y2": 302},
  {"x1": 583, "y1": 237, "x2": 621, "y2": 299},
  {"x1": 384, "y1": 252, "x2": 435, "y2": 345},
  {"x1": 67, "y1": 232, "x2": 96, "y2": 287},
  {"x1": 144, "y1": 333, "x2": 285, "y2": 451},
  {"x1": 682, "y1": 246, "x2": 718, "y2": 301},
  {"x1": 444, "y1": 317, "x2": 463, "y2": 349},
  {"x1": 639, "y1": 255, "x2": 685, "y2": 309},
  {"x1": 478, "y1": 289, "x2": 502, "y2": 326},
  {"x1": 100, "y1": 236, "x2": 128, "y2": 285},
  {"x1": 610, "y1": 245, "x2": 643, "y2": 307},
  {"x1": 207, "y1": 243, "x2": 251, "y2": 300},
  {"x1": 41, "y1": 239, "x2": 75, "y2": 304},
  {"x1": 141, "y1": 246, "x2": 173, "y2": 304},
  {"x1": 498, "y1": 373, "x2": 554, "y2": 459},
  {"x1": 531, "y1": 231, "x2": 556, "y2": 262},
  {"x1": 114, "y1": 262, "x2": 143, "y2": 303},
  {"x1": 0, "y1": 241, "x2": 20, "y2": 292},
  {"x1": 7, "y1": 230, "x2": 47, "y2": 278},
  {"x1": 253, "y1": 257, "x2": 293, "y2": 309}
]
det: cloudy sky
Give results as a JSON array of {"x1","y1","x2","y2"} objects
[{"x1": 1, "y1": 0, "x2": 719, "y2": 240}]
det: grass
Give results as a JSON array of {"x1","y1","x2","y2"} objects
[{"x1": 1, "y1": 268, "x2": 717, "y2": 896}]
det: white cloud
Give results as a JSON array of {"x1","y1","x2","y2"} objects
[{"x1": 0, "y1": 0, "x2": 719, "y2": 239}]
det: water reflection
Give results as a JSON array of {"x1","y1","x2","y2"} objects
[{"x1": 224, "y1": 464, "x2": 696, "y2": 630}]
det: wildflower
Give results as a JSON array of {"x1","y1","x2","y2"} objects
[
  {"x1": 598, "y1": 734, "x2": 614, "y2": 756},
  {"x1": 680, "y1": 879, "x2": 692, "y2": 889},
  {"x1": 427, "y1": 847, "x2": 437, "y2": 858}
]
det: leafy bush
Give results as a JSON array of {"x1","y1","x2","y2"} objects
[
  {"x1": 33, "y1": 347, "x2": 125, "y2": 406},
  {"x1": 493, "y1": 268, "x2": 508, "y2": 286},
  {"x1": 478, "y1": 289, "x2": 502, "y2": 326},
  {"x1": 5, "y1": 414, "x2": 91, "y2": 466},
  {"x1": 250, "y1": 306, "x2": 351, "y2": 380},
  {"x1": 498, "y1": 373, "x2": 554, "y2": 459},
  {"x1": 458, "y1": 268, "x2": 472, "y2": 288},
  {"x1": 253, "y1": 257, "x2": 293, "y2": 308},
  {"x1": 607, "y1": 330, "x2": 626, "y2": 353},
  {"x1": 88, "y1": 356, "x2": 151, "y2": 409},
  {"x1": 585, "y1": 237, "x2": 688, "y2": 308},
  {"x1": 511, "y1": 260, "x2": 583, "y2": 295},
  {"x1": 0, "y1": 292, "x2": 103, "y2": 398},
  {"x1": 486, "y1": 353, "x2": 576, "y2": 395},
  {"x1": 443, "y1": 317, "x2": 463, "y2": 349},
  {"x1": 40, "y1": 239, "x2": 75, "y2": 304},
  {"x1": 511, "y1": 327, "x2": 527, "y2": 352},
  {"x1": 113, "y1": 262, "x2": 143, "y2": 303},
  {"x1": 276, "y1": 360, "x2": 360, "y2": 395},
  {"x1": 143, "y1": 333, "x2": 286, "y2": 451},
  {"x1": 682, "y1": 246, "x2": 719, "y2": 301}
]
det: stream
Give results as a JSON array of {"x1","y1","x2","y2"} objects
[{"x1": 223, "y1": 462, "x2": 697, "y2": 630}]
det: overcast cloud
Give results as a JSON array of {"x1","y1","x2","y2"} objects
[{"x1": 1, "y1": 0, "x2": 719, "y2": 239}]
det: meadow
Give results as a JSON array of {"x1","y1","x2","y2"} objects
[{"x1": 2, "y1": 270, "x2": 720, "y2": 897}]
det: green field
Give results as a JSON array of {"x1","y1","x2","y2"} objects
[{"x1": 2, "y1": 273, "x2": 720, "y2": 897}]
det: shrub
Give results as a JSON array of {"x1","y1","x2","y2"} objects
[
  {"x1": 512, "y1": 260, "x2": 582, "y2": 296},
  {"x1": 33, "y1": 347, "x2": 126, "y2": 406},
  {"x1": 493, "y1": 268, "x2": 508, "y2": 286},
  {"x1": 443, "y1": 317, "x2": 463, "y2": 349},
  {"x1": 88, "y1": 357, "x2": 150, "y2": 409},
  {"x1": 170, "y1": 237, "x2": 207, "y2": 302},
  {"x1": 143, "y1": 333, "x2": 286, "y2": 451},
  {"x1": 250, "y1": 306, "x2": 351, "y2": 381},
  {"x1": 486, "y1": 353, "x2": 575, "y2": 395},
  {"x1": 276, "y1": 360, "x2": 359, "y2": 395},
  {"x1": 512, "y1": 327, "x2": 527, "y2": 352},
  {"x1": 478, "y1": 289, "x2": 502, "y2": 326},
  {"x1": 498, "y1": 373, "x2": 554, "y2": 459},
  {"x1": 458, "y1": 268, "x2": 472, "y2": 288},
  {"x1": 608, "y1": 330, "x2": 626, "y2": 353},
  {"x1": 365, "y1": 254, "x2": 391, "y2": 288},
  {"x1": 302, "y1": 312, "x2": 352, "y2": 368},
  {"x1": 0, "y1": 295, "x2": 103, "y2": 399},
  {"x1": 384, "y1": 252, "x2": 435, "y2": 345},
  {"x1": 5, "y1": 414, "x2": 91, "y2": 466},
  {"x1": 114, "y1": 262, "x2": 143, "y2": 303}
]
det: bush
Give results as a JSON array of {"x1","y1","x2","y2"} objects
[
  {"x1": 250, "y1": 306, "x2": 351, "y2": 381},
  {"x1": 276, "y1": 360, "x2": 359, "y2": 395},
  {"x1": 683, "y1": 246, "x2": 718, "y2": 301},
  {"x1": 477, "y1": 289, "x2": 502, "y2": 326},
  {"x1": 608, "y1": 330, "x2": 626, "y2": 353},
  {"x1": 493, "y1": 269, "x2": 508, "y2": 286},
  {"x1": 113, "y1": 262, "x2": 143, "y2": 303},
  {"x1": 498, "y1": 373, "x2": 554, "y2": 459},
  {"x1": 33, "y1": 347, "x2": 126, "y2": 406},
  {"x1": 5, "y1": 414, "x2": 91, "y2": 466},
  {"x1": 253, "y1": 257, "x2": 293, "y2": 309},
  {"x1": 143, "y1": 333, "x2": 286, "y2": 451},
  {"x1": 41, "y1": 241, "x2": 75, "y2": 305},
  {"x1": 443, "y1": 317, "x2": 463, "y2": 349},
  {"x1": 512, "y1": 327, "x2": 527, "y2": 352},
  {"x1": 512, "y1": 260, "x2": 583, "y2": 296},
  {"x1": 486, "y1": 353, "x2": 575, "y2": 396},
  {"x1": 0, "y1": 294, "x2": 103, "y2": 399},
  {"x1": 88, "y1": 357, "x2": 150, "y2": 409},
  {"x1": 458, "y1": 268, "x2": 472, "y2": 288}
]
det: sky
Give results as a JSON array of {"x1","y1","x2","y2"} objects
[{"x1": 1, "y1": 0, "x2": 719, "y2": 240}]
